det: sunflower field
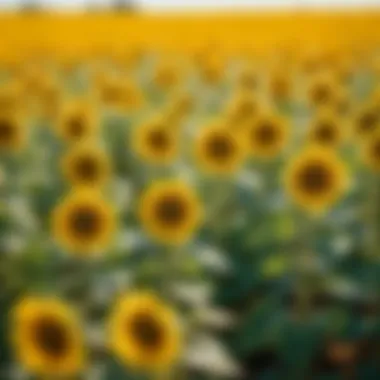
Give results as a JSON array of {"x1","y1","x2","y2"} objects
[{"x1": 0, "y1": 9, "x2": 380, "y2": 380}]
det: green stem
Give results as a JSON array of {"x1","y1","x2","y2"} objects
[{"x1": 293, "y1": 209, "x2": 317, "y2": 320}]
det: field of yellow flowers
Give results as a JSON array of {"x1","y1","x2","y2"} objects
[{"x1": 0, "y1": 11, "x2": 380, "y2": 380}]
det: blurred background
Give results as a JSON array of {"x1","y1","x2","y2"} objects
[{"x1": 0, "y1": 1, "x2": 380, "y2": 380}]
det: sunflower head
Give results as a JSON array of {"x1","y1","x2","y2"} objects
[
  {"x1": 132, "y1": 117, "x2": 179, "y2": 165},
  {"x1": 245, "y1": 112, "x2": 289, "y2": 159},
  {"x1": 301, "y1": 50, "x2": 324, "y2": 75},
  {"x1": 57, "y1": 100, "x2": 97, "y2": 143},
  {"x1": 108, "y1": 291, "x2": 182, "y2": 371},
  {"x1": 139, "y1": 180, "x2": 202, "y2": 245},
  {"x1": 308, "y1": 111, "x2": 344, "y2": 148},
  {"x1": 12, "y1": 297, "x2": 85, "y2": 376},
  {"x1": 98, "y1": 74, "x2": 143, "y2": 112},
  {"x1": 0, "y1": 82, "x2": 23, "y2": 114},
  {"x1": 0, "y1": 112, "x2": 26, "y2": 152},
  {"x1": 18, "y1": 64, "x2": 47, "y2": 96},
  {"x1": 122, "y1": 79, "x2": 144, "y2": 112},
  {"x1": 237, "y1": 64, "x2": 258, "y2": 90},
  {"x1": 198, "y1": 53, "x2": 224, "y2": 85},
  {"x1": 61, "y1": 142, "x2": 111, "y2": 187},
  {"x1": 195, "y1": 122, "x2": 245, "y2": 175},
  {"x1": 269, "y1": 70, "x2": 292, "y2": 101},
  {"x1": 361, "y1": 131, "x2": 380, "y2": 172},
  {"x1": 38, "y1": 79, "x2": 62, "y2": 121},
  {"x1": 98, "y1": 74, "x2": 126, "y2": 108},
  {"x1": 353, "y1": 104, "x2": 379, "y2": 140},
  {"x1": 154, "y1": 60, "x2": 181, "y2": 90},
  {"x1": 225, "y1": 91, "x2": 258, "y2": 128},
  {"x1": 308, "y1": 74, "x2": 338, "y2": 108},
  {"x1": 52, "y1": 189, "x2": 116, "y2": 255},
  {"x1": 284, "y1": 146, "x2": 349, "y2": 213}
]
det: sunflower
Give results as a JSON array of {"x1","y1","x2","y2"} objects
[
  {"x1": 269, "y1": 69, "x2": 292, "y2": 102},
  {"x1": 224, "y1": 91, "x2": 258, "y2": 129},
  {"x1": 352, "y1": 104, "x2": 379, "y2": 140},
  {"x1": 300, "y1": 49, "x2": 324, "y2": 75},
  {"x1": 195, "y1": 123, "x2": 245, "y2": 175},
  {"x1": 245, "y1": 112, "x2": 289, "y2": 159},
  {"x1": 18, "y1": 64, "x2": 46, "y2": 96},
  {"x1": 57, "y1": 100, "x2": 97, "y2": 143},
  {"x1": 37, "y1": 79, "x2": 62, "y2": 121},
  {"x1": 11, "y1": 297, "x2": 85, "y2": 376},
  {"x1": 0, "y1": 112, "x2": 26, "y2": 152},
  {"x1": 61, "y1": 142, "x2": 111, "y2": 187},
  {"x1": 198, "y1": 53, "x2": 224, "y2": 85},
  {"x1": 132, "y1": 117, "x2": 179, "y2": 165},
  {"x1": 308, "y1": 74, "x2": 338, "y2": 109},
  {"x1": 52, "y1": 188, "x2": 116, "y2": 255},
  {"x1": 284, "y1": 146, "x2": 349, "y2": 212},
  {"x1": 0, "y1": 83, "x2": 22, "y2": 114},
  {"x1": 237, "y1": 63, "x2": 258, "y2": 90},
  {"x1": 121, "y1": 79, "x2": 144, "y2": 112},
  {"x1": 139, "y1": 180, "x2": 202, "y2": 244},
  {"x1": 98, "y1": 75, "x2": 143, "y2": 112},
  {"x1": 308, "y1": 111, "x2": 344, "y2": 148},
  {"x1": 98, "y1": 75, "x2": 125, "y2": 108},
  {"x1": 154, "y1": 60, "x2": 181, "y2": 91},
  {"x1": 361, "y1": 131, "x2": 380, "y2": 172},
  {"x1": 108, "y1": 291, "x2": 182, "y2": 371}
]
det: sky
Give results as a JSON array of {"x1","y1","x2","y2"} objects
[{"x1": 0, "y1": 0, "x2": 379, "y2": 10}]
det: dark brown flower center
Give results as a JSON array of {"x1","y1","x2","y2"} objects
[
  {"x1": 32, "y1": 316, "x2": 70, "y2": 358},
  {"x1": 154, "y1": 194, "x2": 187, "y2": 226},
  {"x1": 313, "y1": 84, "x2": 331, "y2": 104},
  {"x1": 75, "y1": 155, "x2": 99, "y2": 181},
  {"x1": 148, "y1": 128, "x2": 170, "y2": 152},
  {"x1": 206, "y1": 134, "x2": 234, "y2": 161},
  {"x1": 129, "y1": 312, "x2": 164, "y2": 350},
  {"x1": 298, "y1": 162, "x2": 332, "y2": 194},
  {"x1": 358, "y1": 111, "x2": 378, "y2": 133},
  {"x1": 371, "y1": 139, "x2": 380, "y2": 160},
  {"x1": 67, "y1": 115, "x2": 86, "y2": 139},
  {"x1": 70, "y1": 206, "x2": 101, "y2": 238},
  {"x1": 254, "y1": 122, "x2": 277, "y2": 145},
  {"x1": 0, "y1": 119, "x2": 15, "y2": 144},
  {"x1": 315, "y1": 122, "x2": 336, "y2": 143}
]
